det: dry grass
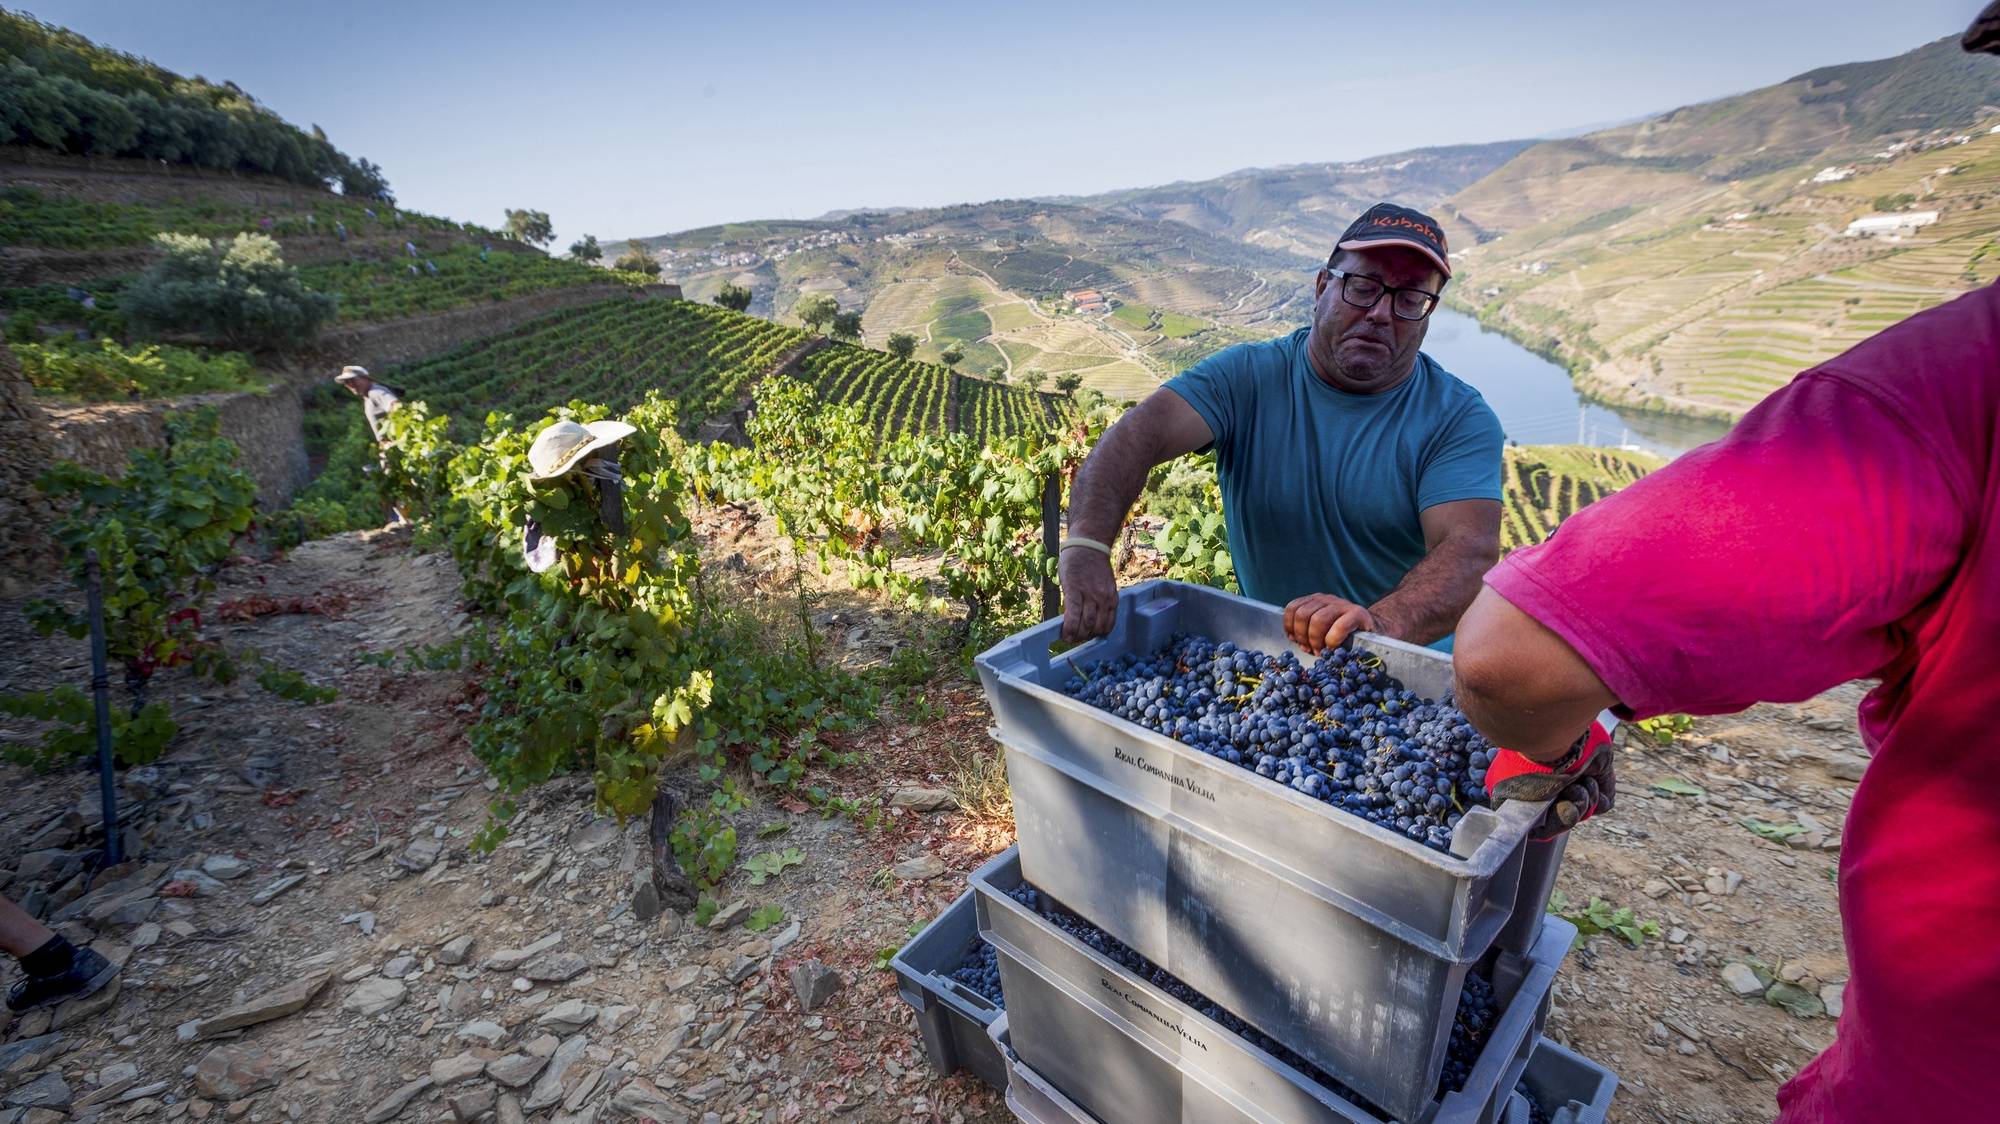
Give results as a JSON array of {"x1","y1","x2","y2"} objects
[{"x1": 951, "y1": 743, "x2": 1013, "y2": 825}]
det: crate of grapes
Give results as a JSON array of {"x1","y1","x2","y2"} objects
[
  {"x1": 971, "y1": 848, "x2": 1571, "y2": 1124},
  {"x1": 988, "y1": 1014, "x2": 1098, "y2": 1124},
  {"x1": 889, "y1": 884, "x2": 1009, "y2": 1090},
  {"x1": 1515, "y1": 1038, "x2": 1618, "y2": 1124},
  {"x1": 973, "y1": 579, "x2": 1572, "y2": 1113}
]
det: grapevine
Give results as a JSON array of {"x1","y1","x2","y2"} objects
[{"x1": 6, "y1": 409, "x2": 328, "y2": 767}]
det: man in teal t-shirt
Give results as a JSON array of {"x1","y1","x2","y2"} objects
[{"x1": 1058, "y1": 202, "x2": 1503, "y2": 653}]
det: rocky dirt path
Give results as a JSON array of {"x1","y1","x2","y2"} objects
[
  {"x1": 0, "y1": 528, "x2": 1011, "y2": 1124},
  {"x1": 0, "y1": 518, "x2": 1860, "y2": 1124}
]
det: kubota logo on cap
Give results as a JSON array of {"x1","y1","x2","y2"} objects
[{"x1": 1368, "y1": 213, "x2": 1446, "y2": 252}]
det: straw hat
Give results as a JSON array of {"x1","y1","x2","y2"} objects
[
  {"x1": 527, "y1": 419, "x2": 636, "y2": 481},
  {"x1": 334, "y1": 365, "x2": 369, "y2": 384}
]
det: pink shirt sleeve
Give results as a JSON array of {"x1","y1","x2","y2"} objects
[{"x1": 1484, "y1": 371, "x2": 1971, "y2": 719}]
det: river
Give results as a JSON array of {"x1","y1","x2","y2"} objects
[{"x1": 1422, "y1": 307, "x2": 1732, "y2": 459}]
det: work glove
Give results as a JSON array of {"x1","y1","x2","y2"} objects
[{"x1": 1485, "y1": 719, "x2": 1615, "y2": 842}]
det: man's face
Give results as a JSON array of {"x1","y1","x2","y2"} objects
[
  {"x1": 1309, "y1": 246, "x2": 1443, "y2": 392},
  {"x1": 343, "y1": 376, "x2": 371, "y2": 396}
]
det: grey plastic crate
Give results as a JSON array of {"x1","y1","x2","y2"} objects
[
  {"x1": 972, "y1": 847, "x2": 1573, "y2": 1124},
  {"x1": 989, "y1": 1014, "x2": 1098, "y2": 1124},
  {"x1": 974, "y1": 580, "x2": 1574, "y2": 1114},
  {"x1": 1517, "y1": 1038, "x2": 1618, "y2": 1124},
  {"x1": 891, "y1": 884, "x2": 1008, "y2": 1090}
]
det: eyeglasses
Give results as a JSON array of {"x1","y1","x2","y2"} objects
[{"x1": 1324, "y1": 267, "x2": 1439, "y2": 321}]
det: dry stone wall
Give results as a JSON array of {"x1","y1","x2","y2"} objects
[
  {"x1": 0, "y1": 343, "x2": 62, "y2": 597},
  {"x1": 1, "y1": 148, "x2": 366, "y2": 210},
  {"x1": 39, "y1": 382, "x2": 309, "y2": 510}
]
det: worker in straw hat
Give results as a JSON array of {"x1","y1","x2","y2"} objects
[
  {"x1": 333, "y1": 365, "x2": 402, "y2": 447},
  {"x1": 520, "y1": 418, "x2": 637, "y2": 573},
  {"x1": 334, "y1": 364, "x2": 409, "y2": 523}
]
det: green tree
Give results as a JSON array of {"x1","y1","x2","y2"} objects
[
  {"x1": 829, "y1": 309, "x2": 863, "y2": 341},
  {"x1": 1021, "y1": 368, "x2": 1048, "y2": 392},
  {"x1": 503, "y1": 208, "x2": 554, "y2": 246},
  {"x1": 122, "y1": 232, "x2": 335, "y2": 349},
  {"x1": 612, "y1": 246, "x2": 661, "y2": 276},
  {"x1": 714, "y1": 283, "x2": 753, "y2": 312},
  {"x1": 1054, "y1": 372, "x2": 1084, "y2": 396},
  {"x1": 939, "y1": 344, "x2": 964, "y2": 368},
  {"x1": 988, "y1": 365, "x2": 1006, "y2": 381},
  {"x1": 568, "y1": 234, "x2": 602, "y2": 263},
  {"x1": 885, "y1": 332, "x2": 918, "y2": 360},
  {"x1": 795, "y1": 294, "x2": 839, "y2": 334},
  {"x1": 338, "y1": 155, "x2": 393, "y2": 202}
]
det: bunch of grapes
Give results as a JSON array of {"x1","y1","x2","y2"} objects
[
  {"x1": 1515, "y1": 1084, "x2": 1552, "y2": 1124},
  {"x1": 1005, "y1": 882, "x2": 1501, "y2": 1104},
  {"x1": 949, "y1": 938, "x2": 1004, "y2": 1005},
  {"x1": 1060, "y1": 636, "x2": 1500, "y2": 853}
]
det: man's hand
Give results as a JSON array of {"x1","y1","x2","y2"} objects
[
  {"x1": 1059, "y1": 548, "x2": 1118, "y2": 643},
  {"x1": 1283, "y1": 593, "x2": 1384, "y2": 653},
  {"x1": 1485, "y1": 720, "x2": 1616, "y2": 842}
]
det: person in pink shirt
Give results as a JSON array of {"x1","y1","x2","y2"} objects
[{"x1": 1450, "y1": 19, "x2": 2000, "y2": 1114}]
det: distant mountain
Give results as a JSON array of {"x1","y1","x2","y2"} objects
[
  {"x1": 1453, "y1": 35, "x2": 2000, "y2": 233},
  {"x1": 1447, "y1": 34, "x2": 2000, "y2": 421},
  {"x1": 610, "y1": 199, "x2": 1320, "y2": 401},
  {"x1": 1050, "y1": 141, "x2": 1533, "y2": 258},
  {"x1": 625, "y1": 33, "x2": 2000, "y2": 420}
]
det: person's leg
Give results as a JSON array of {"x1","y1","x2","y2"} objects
[
  {"x1": 0, "y1": 893, "x2": 54, "y2": 959},
  {"x1": 1, "y1": 892, "x2": 119, "y2": 1014}
]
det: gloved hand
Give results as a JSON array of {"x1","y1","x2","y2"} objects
[{"x1": 1485, "y1": 720, "x2": 1615, "y2": 842}]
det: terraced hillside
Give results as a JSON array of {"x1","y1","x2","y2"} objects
[
  {"x1": 390, "y1": 297, "x2": 807, "y2": 434},
  {"x1": 796, "y1": 342, "x2": 956, "y2": 436},
  {"x1": 1, "y1": 180, "x2": 628, "y2": 332},
  {"x1": 386, "y1": 298, "x2": 1065, "y2": 443},
  {"x1": 1500, "y1": 444, "x2": 1662, "y2": 551},
  {"x1": 795, "y1": 342, "x2": 1064, "y2": 440},
  {"x1": 1446, "y1": 37, "x2": 2000, "y2": 419}
]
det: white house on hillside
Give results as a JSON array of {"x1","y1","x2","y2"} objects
[{"x1": 1845, "y1": 211, "x2": 1940, "y2": 238}]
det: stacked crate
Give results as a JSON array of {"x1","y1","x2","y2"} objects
[{"x1": 895, "y1": 581, "x2": 1620, "y2": 1123}]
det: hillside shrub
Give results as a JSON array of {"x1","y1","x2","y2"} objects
[
  {"x1": 612, "y1": 245, "x2": 660, "y2": 276},
  {"x1": 122, "y1": 232, "x2": 334, "y2": 348},
  {"x1": 794, "y1": 294, "x2": 838, "y2": 334},
  {"x1": 0, "y1": 12, "x2": 390, "y2": 194},
  {"x1": 13, "y1": 336, "x2": 261, "y2": 398}
]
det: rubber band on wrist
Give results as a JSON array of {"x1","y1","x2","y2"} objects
[{"x1": 1059, "y1": 536, "x2": 1112, "y2": 556}]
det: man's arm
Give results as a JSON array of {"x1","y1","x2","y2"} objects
[
  {"x1": 1452, "y1": 585, "x2": 1617, "y2": 761},
  {"x1": 1060, "y1": 389, "x2": 1214, "y2": 641},
  {"x1": 1283, "y1": 498, "x2": 1500, "y2": 651},
  {"x1": 1371, "y1": 498, "x2": 1501, "y2": 644}
]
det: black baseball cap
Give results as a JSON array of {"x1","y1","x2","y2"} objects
[
  {"x1": 1335, "y1": 202, "x2": 1451, "y2": 279},
  {"x1": 1966, "y1": 1, "x2": 2000, "y2": 53}
]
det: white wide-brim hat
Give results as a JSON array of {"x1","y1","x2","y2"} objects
[
  {"x1": 528, "y1": 419, "x2": 637, "y2": 481},
  {"x1": 334, "y1": 365, "x2": 369, "y2": 384}
]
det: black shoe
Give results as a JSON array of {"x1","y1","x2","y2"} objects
[{"x1": 6, "y1": 946, "x2": 120, "y2": 1014}]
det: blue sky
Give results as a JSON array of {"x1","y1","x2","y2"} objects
[{"x1": 25, "y1": 1, "x2": 1984, "y2": 247}]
